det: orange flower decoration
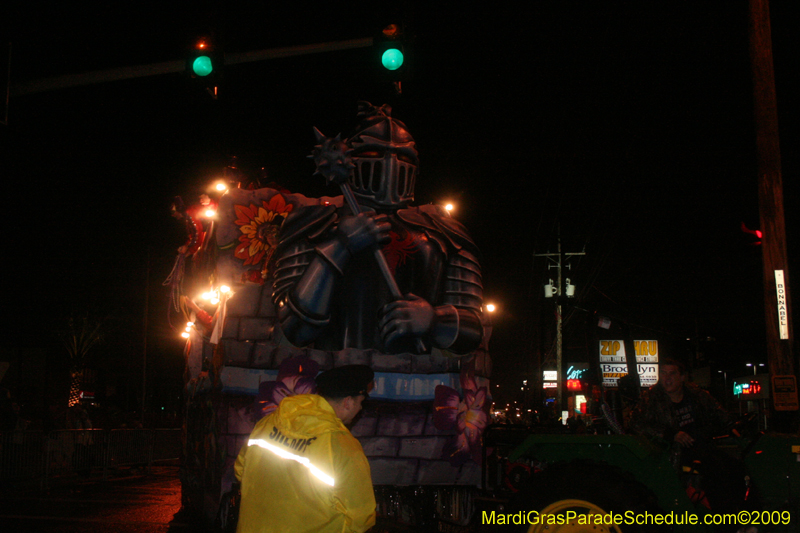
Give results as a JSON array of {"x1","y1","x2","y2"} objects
[{"x1": 233, "y1": 195, "x2": 293, "y2": 266}]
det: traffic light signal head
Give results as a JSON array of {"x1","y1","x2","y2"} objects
[
  {"x1": 374, "y1": 24, "x2": 411, "y2": 81},
  {"x1": 187, "y1": 38, "x2": 223, "y2": 96},
  {"x1": 741, "y1": 221, "x2": 762, "y2": 245}
]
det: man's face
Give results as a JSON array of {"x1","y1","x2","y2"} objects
[
  {"x1": 660, "y1": 365, "x2": 686, "y2": 395},
  {"x1": 340, "y1": 394, "x2": 366, "y2": 425}
]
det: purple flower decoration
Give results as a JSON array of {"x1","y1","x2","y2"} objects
[
  {"x1": 258, "y1": 355, "x2": 319, "y2": 416},
  {"x1": 433, "y1": 370, "x2": 490, "y2": 465}
]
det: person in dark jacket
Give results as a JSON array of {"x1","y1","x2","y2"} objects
[
  {"x1": 628, "y1": 358, "x2": 728, "y2": 448},
  {"x1": 629, "y1": 358, "x2": 746, "y2": 513}
]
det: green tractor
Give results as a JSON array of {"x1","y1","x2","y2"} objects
[{"x1": 476, "y1": 410, "x2": 799, "y2": 532}]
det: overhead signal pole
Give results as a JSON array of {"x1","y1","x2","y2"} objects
[{"x1": 11, "y1": 38, "x2": 374, "y2": 97}]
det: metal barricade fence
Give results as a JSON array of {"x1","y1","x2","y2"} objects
[
  {"x1": 46, "y1": 429, "x2": 105, "y2": 478},
  {"x1": 0, "y1": 429, "x2": 181, "y2": 489},
  {"x1": 0, "y1": 430, "x2": 46, "y2": 482}
]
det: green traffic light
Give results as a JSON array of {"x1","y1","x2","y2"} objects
[
  {"x1": 192, "y1": 55, "x2": 214, "y2": 77},
  {"x1": 381, "y1": 48, "x2": 404, "y2": 71}
]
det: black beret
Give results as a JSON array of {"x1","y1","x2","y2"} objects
[{"x1": 315, "y1": 365, "x2": 375, "y2": 399}]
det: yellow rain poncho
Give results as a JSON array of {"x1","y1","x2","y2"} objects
[{"x1": 234, "y1": 394, "x2": 376, "y2": 533}]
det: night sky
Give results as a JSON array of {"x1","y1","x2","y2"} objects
[{"x1": 2, "y1": 1, "x2": 798, "y2": 412}]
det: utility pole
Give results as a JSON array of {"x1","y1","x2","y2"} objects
[
  {"x1": 748, "y1": 0, "x2": 798, "y2": 423},
  {"x1": 1, "y1": 42, "x2": 10, "y2": 125},
  {"x1": 536, "y1": 233, "x2": 585, "y2": 415},
  {"x1": 142, "y1": 247, "x2": 150, "y2": 426}
]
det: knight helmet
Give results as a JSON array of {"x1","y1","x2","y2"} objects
[{"x1": 347, "y1": 102, "x2": 419, "y2": 209}]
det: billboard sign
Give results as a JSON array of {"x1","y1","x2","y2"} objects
[{"x1": 598, "y1": 340, "x2": 659, "y2": 387}]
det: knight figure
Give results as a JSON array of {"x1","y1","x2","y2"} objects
[{"x1": 271, "y1": 102, "x2": 484, "y2": 355}]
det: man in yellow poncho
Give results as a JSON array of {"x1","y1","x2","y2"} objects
[{"x1": 235, "y1": 365, "x2": 376, "y2": 533}]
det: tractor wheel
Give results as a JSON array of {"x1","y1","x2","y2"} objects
[{"x1": 510, "y1": 460, "x2": 666, "y2": 533}]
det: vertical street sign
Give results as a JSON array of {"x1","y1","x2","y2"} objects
[{"x1": 775, "y1": 270, "x2": 789, "y2": 339}]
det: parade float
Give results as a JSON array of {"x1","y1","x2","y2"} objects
[{"x1": 167, "y1": 102, "x2": 491, "y2": 530}]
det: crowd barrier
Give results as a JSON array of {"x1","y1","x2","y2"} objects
[{"x1": 0, "y1": 429, "x2": 181, "y2": 489}]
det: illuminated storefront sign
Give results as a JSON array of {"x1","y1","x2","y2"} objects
[
  {"x1": 542, "y1": 366, "x2": 588, "y2": 390},
  {"x1": 598, "y1": 340, "x2": 659, "y2": 387},
  {"x1": 565, "y1": 365, "x2": 587, "y2": 380},
  {"x1": 733, "y1": 376, "x2": 770, "y2": 400},
  {"x1": 574, "y1": 394, "x2": 587, "y2": 414}
]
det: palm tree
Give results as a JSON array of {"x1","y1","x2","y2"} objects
[{"x1": 60, "y1": 314, "x2": 105, "y2": 407}]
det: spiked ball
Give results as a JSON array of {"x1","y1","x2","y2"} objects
[{"x1": 309, "y1": 127, "x2": 355, "y2": 185}]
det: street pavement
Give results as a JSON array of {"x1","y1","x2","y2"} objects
[
  {"x1": 0, "y1": 466, "x2": 429, "y2": 532},
  {"x1": 0, "y1": 466, "x2": 189, "y2": 533}
]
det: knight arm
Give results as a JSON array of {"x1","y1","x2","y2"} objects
[
  {"x1": 436, "y1": 247, "x2": 484, "y2": 353},
  {"x1": 379, "y1": 247, "x2": 484, "y2": 354},
  {"x1": 272, "y1": 207, "x2": 390, "y2": 347}
]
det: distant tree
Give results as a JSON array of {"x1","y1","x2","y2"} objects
[{"x1": 59, "y1": 313, "x2": 106, "y2": 407}]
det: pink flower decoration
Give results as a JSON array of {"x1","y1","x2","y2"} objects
[
  {"x1": 433, "y1": 371, "x2": 490, "y2": 465},
  {"x1": 257, "y1": 356, "x2": 319, "y2": 416}
]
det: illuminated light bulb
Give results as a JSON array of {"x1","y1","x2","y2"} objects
[
  {"x1": 216, "y1": 182, "x2": 227, "y2": 191},
  {"x1": 210, "y1": 297, "x2": 220, "y2": 305},
  {"x1": 201, "y1": 292, "x2": 211, "y2": 300},
  {"x1": 219, "y1": 285, "x2": 231, "y2": 294},
  {"x1": 445, "y1": 203, "x2": 454, "y2": 212},
  {"x1": 486, "y1": 303, "x2": 496, "y2": 313},
  {"x1": 181, "y1": 332, "x2": 190, "y2": 338},
  {"x1": 191, "y1": 56, "x2": 213, "y2": 77},
  {"x1": 187, "y1": 322, "x2": 194, "y2": 327},
  {"x1": 185, "y1": 326, "x2": 192, "y2": 332},
  {"x1": 381, "y1": 47, "x2": 404, "y2": 71},
  {"x1": 204, "y1": 209, "x2": 216, "y2": 218}
]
